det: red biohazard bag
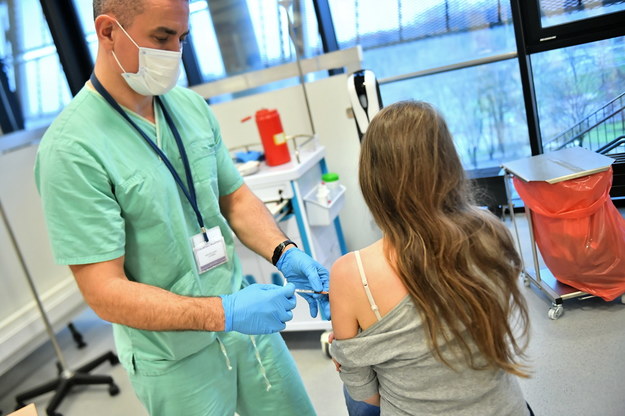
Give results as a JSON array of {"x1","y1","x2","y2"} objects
[{"x1": 513, "y1": 167, "x2": 625, "y2": 301}]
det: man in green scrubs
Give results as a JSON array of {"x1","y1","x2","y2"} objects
[{"x1": 34, "y1": 1, "x2": 328, "y2": 414}]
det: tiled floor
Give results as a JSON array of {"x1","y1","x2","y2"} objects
[{"x1": 1, "y1": 212, "x2": 625, "y2": 415}]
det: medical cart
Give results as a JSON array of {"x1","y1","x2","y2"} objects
[{"x1": 233, "y1": 140, "x2": 347, "y2": 331}]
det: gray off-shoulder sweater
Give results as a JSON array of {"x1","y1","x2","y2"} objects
[{"x1": 330, "y1": 296, "x2": 529, "y2": 416}]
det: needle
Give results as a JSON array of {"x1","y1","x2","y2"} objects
[{"x1": 295, "y1": 289, "x2": 329, "y2": 295}]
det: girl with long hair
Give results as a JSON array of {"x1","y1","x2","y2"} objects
[{"x1": 330, "y1": 100, "x2": 532, "y2": 415}]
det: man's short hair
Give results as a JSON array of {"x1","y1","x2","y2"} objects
[{"x1": 92, "y1": 0, "x2": 145, "y2": 26}]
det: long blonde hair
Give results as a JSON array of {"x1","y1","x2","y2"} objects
[{"x1": 359, "y1": 100, "x2": 529, "y2": 377}]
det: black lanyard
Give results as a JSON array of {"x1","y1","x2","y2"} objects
[{"x1": 90, "y1": 73, "x2": 208, "y2": 242}]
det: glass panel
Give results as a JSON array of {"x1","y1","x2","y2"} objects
[
  {"x1": 380, "y1": 59, "x2": 530, "y2": 170},
  {"x1": 189, "y1": 0, "x2": 224, "y2": 81},
  {"x1": 329, "y1": 0, "x2": 517, "y2": 80},
  {"x1": 328, "y1": 0, "x2": 529, "y2": 171},
  {"x1": 0, "y1": 0, "x2": 71, "y2": 129},
  {"x1": 539, "y1": 0, "x2": 625, "y2": 28},
  {"x1": 189, "y1": 0, "x2": 322, "y2": 81},
  {"x1": 73, "y1": 1, "x2": 323, "y2": 101},
  {"x1": 532, "y1": 36, "x2": 625, "y2": 153},
  {"x1": 73, "y1": 0, "x2": 98, "y2": 59}
]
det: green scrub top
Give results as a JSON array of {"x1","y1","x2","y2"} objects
[{"x1": 34, "y1": 85, "x2": 245, "y2": 374}]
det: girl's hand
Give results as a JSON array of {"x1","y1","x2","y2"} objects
[{"x1": 328, "y1": 332, "x2": 341, "y2": 372}]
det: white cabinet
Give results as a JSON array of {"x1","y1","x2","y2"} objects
[{"x1": 234, "y1": 145, "x2": 346, "y2": 331}]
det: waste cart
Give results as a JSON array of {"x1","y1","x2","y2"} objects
[{"x1": 502, "y1": 147, "x2": 625, "y2": 319}]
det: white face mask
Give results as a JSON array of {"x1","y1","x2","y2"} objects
[{"x1": 112, "y1": 20, "x2": 182, "y2": 96}]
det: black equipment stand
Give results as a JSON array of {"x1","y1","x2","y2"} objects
[{"x1": 0, "y1": 199, "x2": 120, "y2": 416}]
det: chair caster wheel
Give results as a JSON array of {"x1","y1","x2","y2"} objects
[
  {"x1": 109, "y1": 354, "x2": 120, "y2": 366},
  {"x1": 109, "y1": 383, "x2": 120, "y2": 396}
]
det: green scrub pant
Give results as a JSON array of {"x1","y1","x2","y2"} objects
[{"x1": 128, "y1": 331, "x2": 316, "y2": 416}]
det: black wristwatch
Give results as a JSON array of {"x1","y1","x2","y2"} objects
[{"x1": 272, "y1": 239, "x2": 298, "y2": 266}]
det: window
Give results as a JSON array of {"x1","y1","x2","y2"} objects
[
  {"x1": 515, "y1": 0, "x2": 625, "y2": 154},
  {"x1": 330, "y1": 0, "x2": 517, "y2": 79},
  {"x1": 533, "y1": 36, "x2": 625, "y2": 152},
  {"x1": 0, "y1": 0, "x2": 71, "y2": 129},
  {"x1": 74, "y1": 0, "x2": 326, "y2": 100},
  {"x1": 187, "y1": 0, "x2": 323, "y2": 98},
  {"x1": 382, "y1": 59, "x2": 529, "y2": 170},
  {"x1": 539, "y1": 0, "x2": 625, "y2": 28},
  {"x1": 328, "y1": 0, "x2": 528, "y2": 170}
]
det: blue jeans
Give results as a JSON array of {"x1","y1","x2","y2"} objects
[
  {"x1": 343, "y1": 385, "x2": 380, "y2": 416},
  {"x1": 343, "y1": 385, "x2": 534, "y2": 416}
]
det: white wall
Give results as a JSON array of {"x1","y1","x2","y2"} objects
[
  {"x1": 305, "y1": 75, "x2": 382, "y2": 251},
  {"x1": 0, "y1": 134, "x2": 85, "y2": 376},
  {"x1": 210, "y1": 74, "x2": 381, "y2": 252}
]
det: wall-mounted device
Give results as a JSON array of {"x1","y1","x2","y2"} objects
[{"x1": 347, "y1": 69, "x2": 383, "y2": 141}]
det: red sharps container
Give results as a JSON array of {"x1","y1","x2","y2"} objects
[{"x1": 255, "y1": 109, "x2": 291, "y2": 166}]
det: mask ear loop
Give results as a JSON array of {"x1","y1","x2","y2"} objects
[
  {"x1": 111, "y1": 50, "x2": 127, "y2": 73},
  {"x1": 110, "y1": 16, "x2": 140, "y2": 49},
  {"x1": 103, "y1": 15, "x2": 140, "y2": 74}
]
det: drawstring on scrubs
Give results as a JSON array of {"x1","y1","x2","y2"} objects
[
  {"x1": 250, "y1": 336, "x2": 272, "y2": 392},
  {"x1": 216, "y1": 336, "x2": 233, "y2": 371},
  {"x1": 216, "y1": 335, "x2": 272, "y2": 392}
]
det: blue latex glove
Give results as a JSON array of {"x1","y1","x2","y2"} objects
[
  {"x1": 220, "y1": 283, "x2": 296, "y2": 334},
  {"x1": 276, "y1": 248, "x2": 331, "y2": 320},
  {"x1": 235, "y1": 150, "x2": 263, "y2": 163}
]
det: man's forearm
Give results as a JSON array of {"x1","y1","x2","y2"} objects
[
  {"x1": 221, "y1": 184, "x2": 288, "y2": 262},
  {"x1": 98, "y1": 279, "x2": 225, "y2": 331},
  {"x1": 73, "y1": 266, "x2": 225, "y2": 332}
]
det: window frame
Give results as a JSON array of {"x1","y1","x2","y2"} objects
[{"x1": 518, "y1": 1, "x2": 625, "y2": 53}]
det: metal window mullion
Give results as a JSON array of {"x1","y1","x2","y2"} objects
[
  {"x1": 278, "y1": 2, "x2": 287, "y2": 63},
  {"x1": 7, "y1": 0, "x2": 30, "y2": 124},
  {"x1": 511, "y1": 0, "x2": 543, "y2": 156},
  {"x1": 397, "y1": 0, "x2": 403, "y2": 42},
  {"x1": 181, "y1": 32, "x2": 204, "y2": 87},
  {"x1": 39, "y1": 0, "x2": 93, "y2": 97},
  {"x1": 378, "y1": 52, "x2": 518, "y2": 85},
  {"x1": 355, "y1": 0, "x2": 360, "y2": 46},
  {"x1": 312, "y1": 0, "x2": 341, "y2": 75}
]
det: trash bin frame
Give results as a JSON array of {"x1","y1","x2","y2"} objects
[{"x1": 501, "y1": 147, "x2": 619, "y2": 320}]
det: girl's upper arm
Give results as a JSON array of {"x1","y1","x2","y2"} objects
[{"x1": 330, "y1": 254, "x2": 360, "y2": 340}]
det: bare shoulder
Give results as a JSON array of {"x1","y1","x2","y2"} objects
[
  {"x1": 330, "y1": 252, "x2": 358, "y2": 280},
  {"x1": 329, "y1": 253, "x2": 360, "y2": 301},
  {"x1": 329, "y1": 252, "x2": 362, "y2": 339},
  {"x1": 329, "y1": 243, "x2": 378, "y2": 293}
]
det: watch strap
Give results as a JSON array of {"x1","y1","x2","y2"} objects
[{"x1": 272, "y1": 239, "x2": 298, "y2": 266}]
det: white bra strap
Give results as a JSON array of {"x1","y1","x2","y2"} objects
[{"x1": 354, "y1": 250, "x2": 382, "y2": 321}]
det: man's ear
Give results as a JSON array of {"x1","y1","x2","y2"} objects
[{"x1": 95, "y1": 15, "x2": 116, "y2": 50}]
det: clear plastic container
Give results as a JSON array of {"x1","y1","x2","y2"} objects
[
  {"x1": 322, "y1": 172, "x2": 340, "y2": 191},
  {"x1": 304, "y1": 184, "x2": 346, "y2": 226}
]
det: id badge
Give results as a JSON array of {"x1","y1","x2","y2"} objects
[{"x1": 191, "y1": 226, "x2": 228, "y2": 273}]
